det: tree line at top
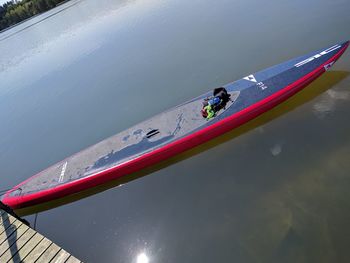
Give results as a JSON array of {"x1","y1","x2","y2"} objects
[{"x1": 0, "y1": 0, "x2": 68, "y2": 31}]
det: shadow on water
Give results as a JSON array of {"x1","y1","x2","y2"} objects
[
  {"x1": 0, "y1": 212, "x2": 20, "y2": 261},
  {"x1": 15, "y1": 70, "x2": 350, "y2": 216}
]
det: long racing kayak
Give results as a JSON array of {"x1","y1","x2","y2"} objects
[{"x1": 2, "y1": 41, "x2": 349, "y2": 209}]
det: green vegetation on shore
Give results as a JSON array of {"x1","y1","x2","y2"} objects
[{"x1": 0, "y1": 0, "x2": 68, "y2": 31}]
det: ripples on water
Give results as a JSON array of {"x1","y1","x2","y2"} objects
[{"x1": 1, "y1": 0, "x2": 350, "y2": 262}]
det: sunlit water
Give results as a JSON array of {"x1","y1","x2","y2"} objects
[{"x1": 1, "y1": 0, "x2": 350, "y2": 262}]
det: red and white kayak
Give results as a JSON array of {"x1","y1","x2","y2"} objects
[{"x1": 2, "y1": 41, "x2": 349, "y2": 209}]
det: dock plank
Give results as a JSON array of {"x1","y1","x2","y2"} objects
[
  {"x1": 0, "y1": 227, "x2": 36, "y2": 262},
  {"x1": 0, "y1": 220, "x2": 23, "y2": 245},
  {"x1": 50, "y1": 249, "x2": 71, "y2": 263},
  {"x1": 0, "y1": 209, "x2": 82, "y2": 262},
  {"x1": 10, "y1": 233, "x2": 44, "y2": 263},
  {"x1": 0, "y1": 224, "x2": 29, "y2": 256},
  {"x1": 22, "y1": 237, "x2": 52, "y2": 262},
  {"x1": 0, "y1": 216, "x2": 17, "y2": 236},
  {"x1": 35, "y1": 243, "x2": 60, "y2": 263},
  {"x1": 65, "y1": 255, "x2": 82, "y2": 263}
]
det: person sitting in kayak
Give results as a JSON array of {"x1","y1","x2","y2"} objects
[{"x1": 201, "y1": 87, "x2": 231, "y2": 119}]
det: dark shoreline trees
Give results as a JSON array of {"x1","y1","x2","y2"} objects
[{"x1": 0, "y1": 0, "x2": 69, "y2": 31}]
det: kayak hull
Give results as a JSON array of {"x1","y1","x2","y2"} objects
[{"x1": 2, "y1": 41, "x2": 349, "y2": 209}]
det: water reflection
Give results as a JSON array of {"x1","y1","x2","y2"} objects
[
  {"x1": 136, "y1": 252, "x2": 149, "y2": 263},
  {"x1": 312, "y1": 87, "x2": 350, "y2": 119},
  {"x1": 0, "y1": 0, "x2": 83, "y2": 42},
  {"x1": 0, "y1": 0, "x2": 140, "y2": 92}
]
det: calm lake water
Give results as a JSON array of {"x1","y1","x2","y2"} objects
[{"x1": 1, "y1": 0, "x2": 350, "y2": 262}]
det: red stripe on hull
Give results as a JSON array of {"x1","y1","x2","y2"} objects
[{"x1": 3, "y1": 42, "x2": 349, "y2": 209}]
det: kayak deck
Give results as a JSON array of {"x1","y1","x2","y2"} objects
[{"x1": 9, "y1": 91, "x2": 240, "y2": 197}]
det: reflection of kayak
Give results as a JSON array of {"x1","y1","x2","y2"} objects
[{"x1": 3, "y1": 41, "x2": 349, "y2": 209}]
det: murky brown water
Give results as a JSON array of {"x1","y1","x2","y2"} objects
[{"x1": 1, "y1": 0, "x2": 350, "y2": 262}]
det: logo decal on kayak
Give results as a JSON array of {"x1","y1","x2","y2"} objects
[
  {"x1": 324, "y1": 61, "x2": 334, "y2": 71},
  {"x1": 244, "y1": 74, "x2": 257, "y2": 83},
  {"x1": 295, "y1": 45, "x2": 341, "y2": 68},
  {"x1": 257, "y1": 82, "x2": 268, "y2": 90},
  {"x1": 59, "y1": 161, "x2": 68, "y2": 183}
]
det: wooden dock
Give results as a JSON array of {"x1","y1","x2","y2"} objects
[{"x1": 0, "y1": 209, "x2": 82, "y2": 263}]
